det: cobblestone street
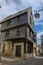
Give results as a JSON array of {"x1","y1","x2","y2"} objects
[{"x1": 1, "y1": 57, "x2": 43, "y2": 65}]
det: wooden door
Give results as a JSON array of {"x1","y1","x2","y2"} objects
[{"x1": 15, "y1": 45, "x2": 21, "y2": 57}]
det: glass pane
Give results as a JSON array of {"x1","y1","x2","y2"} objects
[
  {"x1": 20, "y1": 13, "x2": 27, "y2": 24},
  {"x1": 12, "y1": 17, "x2": 18, "y2": 26},
  {"x1": 20, "y1": 26, "x2": 25, "y2": 37}
]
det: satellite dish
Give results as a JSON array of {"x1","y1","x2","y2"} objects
[{"x1": 34, "y1": 11, "x2": 40, "y2": 19}]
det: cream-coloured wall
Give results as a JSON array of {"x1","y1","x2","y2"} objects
[
  {"x1": 4, "y1": 41, "x2": 12, "y2": 54},
  {"x1": 13, "y1": 42, "x2": 33, "y2": 59},
  {"x1": 33, "y1": 49, "x2": 36, "y2": 57},
  {"x1": 23, "y1": 43, "x2": 33, "y2": 59},
  {"x1": 0, "y1": 42, "x2": 3, "y2": 53},
  {"x1": 13, "y1": 42, "x2": 24, "y2": 59},
  {"x1": 33, "y1": 42, "x2": 37, "y2": 56},
  {"x1": 33, "y1": 42, "x2": 36, "y2": 48},
  {"x1": 0, "y1": 41, "x2": 35, "y2": 59},
  {"x1": 25, "y1": 53, "x2": 33, "y2": 59}
]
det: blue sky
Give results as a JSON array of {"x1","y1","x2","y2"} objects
[{"x1": 0, "y1": 0, "x2": 43, "y2": 45}]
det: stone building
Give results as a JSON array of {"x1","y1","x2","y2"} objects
[
  {"x1": 0, "y1": 7, "x2": 37, "y2": 59},
  {"x1": 41, "y1": 35, "x2": 43, "y2": 55},
  {"x1": 0, "y1": 25, "x2": 3, "y2": 54}
]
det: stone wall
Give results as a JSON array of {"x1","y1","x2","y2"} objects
[{"x1": 4, "y1": 41, "x2": 12, "y2": 54}]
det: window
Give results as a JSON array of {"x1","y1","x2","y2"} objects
[
  {"x1": 27, "y1": 43, "x2": 33, "y2": 53},
  {"x1": 18, "y1": 16, "x2": 20, "y2": 21},
  {"x1": 20, "y1": 27, "x2": 25, "y2": 37},
  {"x1": 17, "y1": 28, "x2": 20, "y2": 36},
  {"x1": 29, "y1": 29, "x2": 31, "y2": 38},
  {"x1": 27, "y1": 46, "x2": 30, "y2": 53},
  {"x1": 12, "y1": 17, "x2": 18, "y2": 26},
  {"x1": 33, "y1": 22, "x2": 34, "y2": 28},
  {"x1": 30, "y1": 17, "x2": 32, "y2": 24},
  {"x1": 20, "y1": 13, "x2": 27, "y2": 23},
  {"x1": 17, "y1": 26, "x2": 25, "y2": 37},
  {"x1": 13, "y1": 29, "x2": 17, "y2": 37},
  {"x1": 7, "y1": 20, "x2": 11, "y2": 26},
  {"x1": 27, "y1": 47, "x2": 33, "y2": 53},
  {"x1": 5, "y1": 30, "x2": 9, "y2": 37},
  {"x1": 27, "y1": 28, "x2": 29, "y2": 37},
  {"x1": 30, "y1": 11, "x2": 32, "y2": 15}
]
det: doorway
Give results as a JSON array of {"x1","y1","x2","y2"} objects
[
  {"x1": 3, "y1": 43, "x2": 5, "y2": 53},
  {"x1": 15, "y1": 45, "x2": 21, "y2": 57}
]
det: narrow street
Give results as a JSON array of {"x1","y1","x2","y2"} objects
[
  {"x1": 0, "y1": 0, "x2": 43, "y2": 65},
  {"x1": 1, "y1": 57, "x2": 43, "y2": 65}
]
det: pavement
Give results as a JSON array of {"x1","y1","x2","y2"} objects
[
  {"x1": 1, "y1": 57, "x2": 20, "y2": 62},
  {"x1": 0, "y1": 56, "x2": 43, "y2": 65},
  {"x1": 35, "y1": 56, "x2": 43, "y2": 58},
  {"x1": 2, "y1": 57, "x2": 43, "y2": 65}
]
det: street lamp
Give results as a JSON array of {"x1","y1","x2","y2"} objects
[
  {"x1": 0, "y1": 6, "x2": 1, "y2": 8},
  {"x1": 34, "y1": 8, "x2": 43, "y2": 19}
]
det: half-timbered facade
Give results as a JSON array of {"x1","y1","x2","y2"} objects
[{"x1": 0, "y1": 7, "x2": 37, "y2": 59}]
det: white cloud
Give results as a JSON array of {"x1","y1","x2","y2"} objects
[
  {"x1": 0, "y1": 0, "x2": 43, "y2": 20},
  {"x1": 19, "y1": 0, "x2": 42, "y2": 10},
  {"x1": 41, "y1": 0, "x2": 43, "y2": 2},
  {"x1": 0, "y1": 0, "x2": 43, "y2": 45},
  {"x1": 0, "y1": 0, "x2": 18, "y2": 20},
  {"x1": 37, "y1": 31, "x2": 43, "y2": 39},
  {"x1": 37, "y1": 31, "x2": 43, "y2": 44},
  {"x1": 35, "y1": 22, "x2": 43, "y2": 26}
]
